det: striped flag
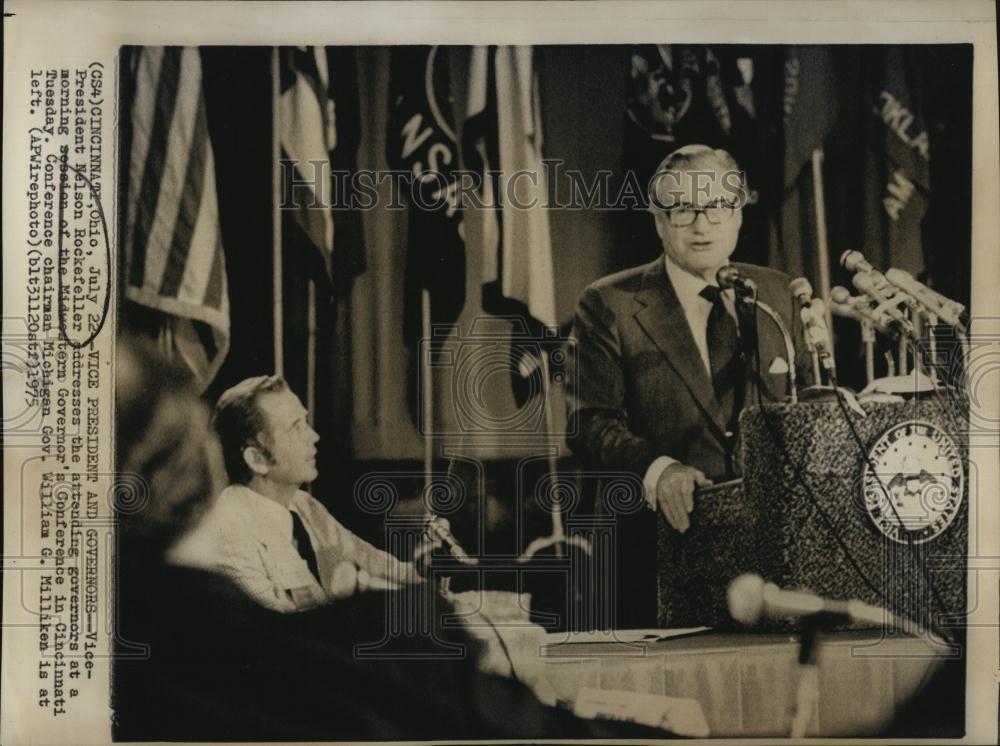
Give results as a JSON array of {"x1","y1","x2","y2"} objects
[
  {"x1": 465, "y1": 46, "x2": 558, "y2": 404},
  {"x1": 124, "y1": 46, "x2": 230, "y2": 389},
  {"x1": 279, "y1": 46, "x2": 337, "y2": 280},
  {"x1": 481, "y1": 46, "x2": 556, "y2": 329}
]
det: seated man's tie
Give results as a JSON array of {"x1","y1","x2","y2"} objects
[{"x1": 290, "y1": 511, "x2": 322, "y2": 585}]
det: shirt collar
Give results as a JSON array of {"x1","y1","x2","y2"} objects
[
  {"x1": 224, "y1": 483, "x2": 303, "y2": 544},
  {"x1": 664, "y1": 254, "x2": 716, "y2": 307}
]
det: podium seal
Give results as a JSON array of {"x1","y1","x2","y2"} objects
[{"x1": 861, "y1": 420, "x2": 964, "y2": 544}]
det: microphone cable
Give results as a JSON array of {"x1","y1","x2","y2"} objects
[
  {"x1": 747, "y1": 290, "x2": 890, "y2": 609},
  {"x1": 827, "y1": 367, "x2": 954, "y2": 640}
]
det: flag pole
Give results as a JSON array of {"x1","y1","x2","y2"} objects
[
  {"x1": 271, "y1": 47, "x2": 284, "y2": 376},
  {"x1": 540, "y1": 350, "x2": 565, "y2": 559},
  {"x1": 810, "y1": 148, "x2": 833, "y2": 333},
  {"x1": 517, "y1": 349, "x2": 590, "y2": 564},
  {"x1": 421, "y1": 289, "x2": 433, "y2": 495},
  {"x1": 306, "y1": 280, "x2": 316, "y2": 424}
]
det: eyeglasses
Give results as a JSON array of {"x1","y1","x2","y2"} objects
[{"x1": 662, "y1": 201, "x2": 737, "y2": 227}]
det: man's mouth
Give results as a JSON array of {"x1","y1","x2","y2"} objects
[{"x1": 689, "y1": 240, "x2": 714, "y2": 250}]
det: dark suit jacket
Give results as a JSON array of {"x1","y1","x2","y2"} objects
[{"x1": 566, "y1": 257, "x2": 806, "y2": 627}]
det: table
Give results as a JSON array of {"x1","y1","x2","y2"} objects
[{"x1": 534, "y1": 631, "x2": 949, "y2": 737}]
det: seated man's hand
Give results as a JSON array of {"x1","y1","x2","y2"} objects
[
  {"x1": 325, "y1": 560, "x2": 360, "y2": 599},
  {"x1": 656, "y1": 463, "x2": 712, "y2": 533}
]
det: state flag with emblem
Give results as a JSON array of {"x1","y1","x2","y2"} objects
[
  {"x1": 387, "y1": 45, "x2": 466, "y2": 421},
  {"x1": 859, "y1": 46, "x2": 930, "y2": 276},
  {"x1": 623, "y1": 45, "x2": 767, "y2": 265}
]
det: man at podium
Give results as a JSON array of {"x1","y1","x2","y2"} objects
[{"x1": 566, "y1": 144, "x2": 804, "y2": 628}]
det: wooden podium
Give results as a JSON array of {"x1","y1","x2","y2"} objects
[{"x1": 656, "y1": 395, "x2": 968, "y2": 630}]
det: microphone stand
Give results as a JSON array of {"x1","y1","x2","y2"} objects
[
  {"x1": 898, "y1": 309, "x2": 909, "y2": 377},
  {"x1": 518, "y1": 349, "x2": 591, "y2": 563},
  {"x1": 790, "y1": 613, "x2": 836, "y2": 738},
  {"x1": 862, "y1": 320, "x2": 875, "y2": 386},
  {"x1": 739, "y1": 290, "x2": 798, "y2": 404}
]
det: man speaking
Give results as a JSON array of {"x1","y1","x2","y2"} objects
[{"x1": 566, "y1": 144, "x2": 804, "y2": 628}]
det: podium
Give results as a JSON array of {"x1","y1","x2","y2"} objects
[{"x1": 657, "y1": 396, "x2": 968, "y2": 630}]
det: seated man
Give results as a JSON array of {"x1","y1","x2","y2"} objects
[
  {"x1": 174, "y1": 375, "x2": 418, "y2": 611},
  {"x1": 115, "y1": 336, "x2": 669, "y2": 741}
]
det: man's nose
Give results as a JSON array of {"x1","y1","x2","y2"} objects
[
  {"x1": 690, "y1": 210, "x2": 711, "y2": 231},
  {"x1": 307, "y1": 425, "x2": 320, "y2": 444}
]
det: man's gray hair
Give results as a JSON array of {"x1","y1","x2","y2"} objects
[{"x1": 647, "y1": 144, "x2": 749, "y2": 209}]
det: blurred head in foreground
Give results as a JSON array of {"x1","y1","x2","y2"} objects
[{"x1": 116, "y1": 335, "x2": 226, "y2": 554}]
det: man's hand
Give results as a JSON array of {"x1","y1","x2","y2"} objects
[{"x1": 656, "y1": 463, "x2": 712, "y2": 533}]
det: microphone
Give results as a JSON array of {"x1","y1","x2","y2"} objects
[
  {"x1": 718, "y1": 265, "x2": 799, "y2": 401},
  {"x1": 886, "y1": 268, "x2": 966, "y2": 329},
  {"x1": 716, "y1": 265, "x2": 757, "y2": 296},
  {"x1": 841, "y1": 251, "x2": 924, "y2": 329},
  {"x1": 841, "y1": 250, "x2": 905, "y2": 304},
  {"x1": 803, "y1": 298, "x2": 835, "y2": 371},
  {"x1": 425, "y1": 516, "x2": 476, "y2": 565},
  {"x1": 840, "y1": 249, "x2": 875, "y2": 275},
  {"x1": 789, "y1": 278, "x2": 834, "y2": 374},
  {"x1": 789, "y1": 277, "x2": 814, "y2": 309},
  {"x1": 829, "y1": 286, "x2": 898, "y2": 338},
  {"x1": 851, "y1": 273, "x2": 919, "y2": 339},
  {"x1": 727, "y1": 573, "x2": 890, "y2": 628}
]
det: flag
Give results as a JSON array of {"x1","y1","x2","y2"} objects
[
  {"x1": 782, "y1": 46, "x2": 838, "y2": 192},
  {"x1": 387, "y1": 46, "x2": 466, "y2": 419},
  {"x1": 124, "y1": 46, "x2": 229, "y2": 390},
  {"x1": 624, "y1": 45, "x2": 766, "y2": 265},
  {"x1": 465, "y1": 46, "x2": 559, "y2": 405},
  {"x1": 324, "y1": 46, "x2": 367, "y2": 291},
  {"x1": 279, "y1": 46, "x2": 337, "y2": 285},
  {"x1": 860, "y1": 47, "x2": 929, "y2": 275},
  {"x1": 770, "y1": 45, "x2": 839, "y2": 280}
]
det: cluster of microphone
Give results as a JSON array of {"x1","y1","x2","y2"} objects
[
  {"x1": 831, "y1": 251, "x2": 966, "y2": 340},
  {"x1": 717, "y1": 250, "x2": 968, "y2": 391}
]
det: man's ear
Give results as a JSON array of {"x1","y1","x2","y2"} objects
[
  {"x1": 652, "y1": 210, "x2": 668, "y2": 241},
  {"x1": 242, "y1": 444, "x2": 271, "y2": 477}
]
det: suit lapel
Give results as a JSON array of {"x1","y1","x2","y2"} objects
[{"x1": 633, "y1": 259, "x2": 729, "y2": 438}]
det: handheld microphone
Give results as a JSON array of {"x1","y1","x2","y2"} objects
[
  {"x1": 727, "y1": 573, "x2": 890, "y2": 628},
  {"x1": 829, "y1": 286, "x2": 898, "y2": 339},
  {"x1": 716, "y1": 265, "x2": 757, "y2": 296},
  {"x1": 885, "y1": 268, "x2": 966, "y2": 329}
]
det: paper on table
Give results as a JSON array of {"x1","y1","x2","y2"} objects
[{"x1": 543, "y1": 627, "x2": 711, "y2": 646}]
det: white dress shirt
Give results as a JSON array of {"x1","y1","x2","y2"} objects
[
  {"x1": 643, "y1": 256, "x2": 737, "y2": 509},
  {"x1": 170, "y1": 484, "x2": 417, "y2": 612}
]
